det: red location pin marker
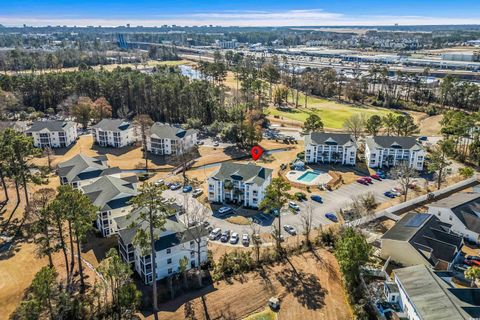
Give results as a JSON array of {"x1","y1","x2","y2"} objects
[{"x1": 251, "y1": 146, "x2": 263, "y2": 161}]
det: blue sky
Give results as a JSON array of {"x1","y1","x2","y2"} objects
[{"x1": 1, "y1": 0, "x2": 479, "y2": 27}]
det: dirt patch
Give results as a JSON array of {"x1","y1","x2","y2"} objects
[
  {"x1": 226, "y1": 216, "x2": 252, "y2": 225},
  {"x1": 151, "y1": 249, "x2": 352, "y2": 320}
]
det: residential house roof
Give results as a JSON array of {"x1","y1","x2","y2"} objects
[
  {"x1": 429, "y1": 192, "x2": 480, "y2": 235},
  {"x1": 82, "y1": 175, "x2": 138, "y2": 211},
  {"x1": 25, "y1": 120, "x2": 76, "y2": 132},
  {"x1": 394, "y1": 264, "x2": 480, "y2": 320},
  {"x1": 210, "y1": 162, "x2": 273, "y2": 186},
  {"x1": 149, "y1": 122, "x2": 197, "y2": 140},
  {"x1": 116, "y1": 211, "x2": 208, "y2": 252},
  {"x1": 365, "y1": 136, "x2": 423, "y2": 151},
  {"x1": 382, "y1": 212, "x2": 463, "y2": 268},
  {"x1": 305, "y1": 132, "x2": 356, "y2": 147},
  {"x1": 57, "y1": 153, "x2": 121, "y2": 183},
  {"x1": 93, "y1": 119, "x2": 133, "y2": 132}
]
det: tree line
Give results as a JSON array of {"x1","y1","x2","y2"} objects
[{"x1": 0, "y1": 66, "x2": 226, "y2": 125}]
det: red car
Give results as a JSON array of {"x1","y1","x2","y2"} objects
[
  {"x1": 466, "y1": 259, "x2": 480, "y2": 267},
  {"x1": 371, "y1": 174, "x2": 382, "y2": 181},
  {"x1": 362, "y1": 176, "x2": 373, "y2": 184},
  {"x1": 357, "y1": 178, "x2": 369, "y2": 186}
]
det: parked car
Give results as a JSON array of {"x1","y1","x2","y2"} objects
[
  {"x1": 242, "y1": 234, "x2": 250, "y2": 246},
  {"x1": 206, "y1": 226, "x2": 213, "y2": 233},
  {"x1": 288, "y1": 201, "x2": 300, "y2": 211},
  {"x1": 376, "y1": 171, "x2": 386, "y2": 179},
  {"x1": 418, "y1": 136, "x2": 428, "y2": 141},
  {"x1": 209, "y1": 228, "x2": 221, "y2": 240},
  {"x1": 217, "y1": 206, "x2": 233, "y2": 216},
  {"x1": 203, "y1": 221, "x2": 210, "y2": 228},
  {"x1": 170, "y1": 183, "x2": 181, "y2": 190},
  {"x1": 465, "y1": 259, "x2": 480, "y2": 267},
  {"x1": 294, "y1": 192, "x2": 307, "y2": 201},
  {"x1": 166, "y1": 181, "x2": 174, "y2": 188},
  {"x1": 371, "y1": 174, "x2": 382, "y2": 181},
  {"x1": 384, "y1": 191, "x2": 396, "y2": 198},
  {"x1": 310, "y1": 195, "x2": 323, "y2": 203},
  {"x1": 325, "y1": 213, "x2": 338, "y2": 222},
  {"x1": 196, "y1": 140, "x2": 204, "y2": 145},
  {"x1": 182, "y1": 185, "x2": 193, "y2": 193},
  {"x1": 155, "y1": 179, "x2": 164, "y2": 186},
  {"x1": 213, "y1": 141, "x2": 220, "y2": 147},
  {"x1": 283, "y1": 224, "x2": 297, "y2": 235},
  {"x1": 357, "y1": 178, "x2": 369, "y2": 186},
  {"x1": 220, "y1": 230, "x2": 231, "y2": 242},
  {"x1": 192, "y1": 188, "x2": 203, "y2": 197},
  {"x1": 362, "y1": 176, "x2": 373, "y2": 184},
  {"x1": 466, "y1": 255, "x2": 480, "y2": 261},
  {"x1": 230, "y1": 232, "x2": 239, "y2": 244}
]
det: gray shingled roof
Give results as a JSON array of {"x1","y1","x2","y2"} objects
[
  {"x1": 211, "y1": 162, "x2": 272, "y2": 186},
  {"x1": 430, "y1": 192, "x2": 480, "y2": 234},
  {"x1": 150, "y1": 122, "x2": 197, "y2": 140},
  {"x1": 365, "y1": 136, "x2": 422, "y2": 151},
  {"x1": 82, "y1": 175, "x2": 138, "y2": 211},
  {"x1": 93, "y1": 119, "x2": 132, "y2": 132},
  {"x1": 305, "y1": 132, "x2": 355, "y2": 146},
  {"x1": 394, "y1": 265, "x2": 476, "y2": 320},
  {"x1": 382, "y1": 212, "x2": 463, "y2": 266},
  {"x1": 117, "y1": 212, "x2": 185, "y2": 245},
  {"x1": 57, "y1": 154, "x2": 120, "y2": 183},
  {"x1": 26, "y1": 120, "x2": 76, "y2": 132}
]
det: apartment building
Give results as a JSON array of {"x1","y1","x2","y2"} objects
[
  {"x1": 116, "y1": 213, "x2": 209, "y2": 283},
  {"x1": 304, "y1": 132, "x2": 357, "y2": 165},
  {"x1": 381, "y1": 212, "x2": 464, "y2": 270},
  {"x1": 81, "y1": 175, "x2": 138, "y2": 237},
  {"x1": 147, "y1": 123, "x2": 197, "y2": 156},
  {"x1": 25, "y1": 120, "x2": 77, "y2": 148},
  {"x1": 208, "y1": 162, "x2": 273, "y2": 209},
  {"x1": 57, "y1": 154, "x2": 122, "y2": 189},
  {"x1": 365, "y1": 136, "x2": 425, "y2": 170},
  {"x1": 92, "y1": 119, "x2": 136, "y2": 148},
  {"x1": 384, "y1": 264, "x2": 480, "y2": 320},
  {"x1": 428, "y1": 192, "x2": 480, "y2": 244}
]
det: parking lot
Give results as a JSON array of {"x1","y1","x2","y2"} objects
[{"x1": 163, "y1": 175, "x2": 404, "y2": 246}]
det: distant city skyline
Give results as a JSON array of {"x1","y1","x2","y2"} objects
[{"x1": 1, "y1": 0, "x2": 480, "y2": 27}]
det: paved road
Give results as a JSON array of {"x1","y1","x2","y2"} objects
[{"x1": 163, "y1": 176, "x2": 402, "y2": 246}]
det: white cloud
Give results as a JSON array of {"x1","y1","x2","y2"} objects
[{"x1": 0, "y1": 9, "x2": 479, "y2": 27}]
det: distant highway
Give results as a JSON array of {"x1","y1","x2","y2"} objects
[{"x1": 180, "y1": 52, "x2": 480, "y2": 80}]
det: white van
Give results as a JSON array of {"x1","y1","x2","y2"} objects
[{"x1": 209, "y1": 228, "x2": 221, "y2": 240}]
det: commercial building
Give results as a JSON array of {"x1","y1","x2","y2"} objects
[
  {"x1": 92, "y1": 119, "x2": 136, "y2": 148},
  {"x1": 208, "y1": 162, "x2": 272, "y2": 209},
  {"x1": 25, "y1": 120, "x2": 77, "y2": 148},
  {"x1": 147, "y1": 123, "x2": 197, "y2": 156},
  {"x1": 428, "y1": 192, "x2": 480, "y2": 244},
  {"x1": 304, "y1": 132, "x2": 357, "y2": 165},
  {"x1": 365, "y1": 136, "x2": 425, "y2": 170},
  {"x1": 380, "y1": 212, "x2": 464, "y2": 270}
]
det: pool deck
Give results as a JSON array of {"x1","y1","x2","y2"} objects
[{"x1": 286, "y1": 170, "x2": 333, "y2": 186}]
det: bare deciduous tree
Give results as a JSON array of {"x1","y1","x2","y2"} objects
[
  {"x1": 391, "y1": 161, "x2": 418, "y2": 202},
  {"x1": 181, "y1": 196, "x2": 210, "y2": 286},
  {"x1": 301, "y1": 204, "x2": 314, "y2": 248}
]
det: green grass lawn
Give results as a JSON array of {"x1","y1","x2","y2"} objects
[
  {"x1": 268, "y1": 93, "x2": 396, "y2": 129},
  {"x1": 243, "y1": 308, "x2": 277, "y2": 320}
]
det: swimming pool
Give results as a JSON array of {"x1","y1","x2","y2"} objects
[{"x1": 297, "y1": 171, "x2": 320, "y2": 183}]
